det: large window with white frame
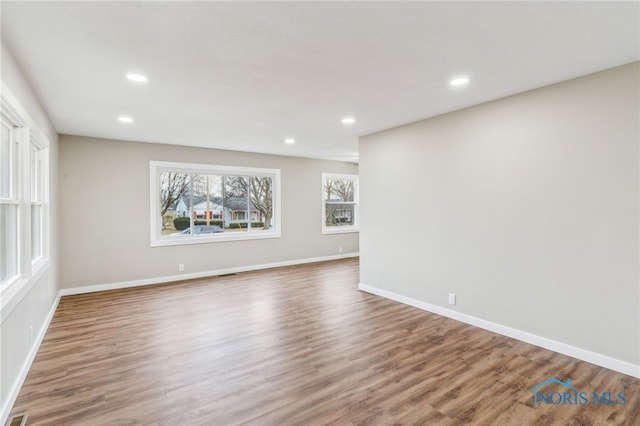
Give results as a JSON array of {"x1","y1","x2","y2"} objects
[
  {"x1": 322, "y1": 173, "x2": 359, "y2": 234},
  {"x1": 150, "y1": 161, "x2": 281, "y2": 247},
  {"x1": 0, "y1": 83, "x2": 50, "y2": 316},
  {"x1": 0, "y1": 115, "x2": 20, "y2": 287}
]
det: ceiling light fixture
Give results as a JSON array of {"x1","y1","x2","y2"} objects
[
  {"x1": 285, "y1": 138, "x2": 295, "y2": 145},
  {"x1": 126, "y1": 73, "x2": 148, "y2": 83},
  {"x1": 341, "y1": 117, "x2": 355, "y2": 124},
  {"x1": 449, "y1": 77, "x2": 470, "y2": 86},
  {"x1": 118, "y1": 116, "x2": 134, "y2": 123}
]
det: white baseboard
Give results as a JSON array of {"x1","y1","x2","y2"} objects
[
  {"x1": 60, "y1": 253, "x2": 359, "y2": 296},
  {"x1": 358, "y1": 283, "x2": 640, "y2": 379},
  {"x1": 1, "y1": 293, "x2": 61, "y2": 426}
]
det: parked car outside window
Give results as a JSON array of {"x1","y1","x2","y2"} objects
[{"x1": 173, "y1": 225, "x2": 224, "y2": 235}]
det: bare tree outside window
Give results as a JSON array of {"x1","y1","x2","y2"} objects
[
  {"x1": 325, "y1": 179, "x2": 354, "y2": 202},
  {"x1": 159, "y1": 172, "x2": 189, "y2": 229},
  {"x1": 250, "y1": 177, "x2": 273, "y2": 230},
  {"x1": 223, "y1": 175, "x2": 273, "y2": 231}
]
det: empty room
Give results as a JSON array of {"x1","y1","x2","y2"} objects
[{"x1": 1, "y1": 1, "x2": 639, "y2": 425}]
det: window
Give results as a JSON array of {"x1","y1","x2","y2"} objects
[
  {"x1": 322, "y1": 173, "x2": 359, "y2": 234},
  {"x1": 0, "y1": 116, "x2": 19, "y2": 286},
  {"x1": 150, "y1": 161, "x2": 281, "y2": 246},
  {"x1": 0, "y1": 82, "x2": 50, "y2": 316},
  {"x1": 30, "y1": 143, "x2": 45, "y2": 262}
]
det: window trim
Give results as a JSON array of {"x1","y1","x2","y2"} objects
[
  {"x1": 30, "y1": 141, "x2": 46, "y2": 264},
  {"x1": 0, "y1": 81, "x2": 51, "y2": 323},
  {"x1": 150, "y1": 160, "x2": 281, "y2": 247},
  {"x1": 322, "y1": 172, "x2": 359, "y2": 235},
  {"x1": 1, "y1": 116, "x2": 21, "y2": 287}
]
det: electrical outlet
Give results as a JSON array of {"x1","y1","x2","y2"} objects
[
  {"x1": 448, "y1": 293, "x2": 456, "y2": 305},
  {"x1": 338, "y1": 246, "x2": 343, "y2": 253},
  {"x1": 178, "y1": 264, "x2": 184, "y2": 272}
]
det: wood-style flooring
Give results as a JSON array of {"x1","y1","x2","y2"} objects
[{"x1": 9, "y1": 258, "x2": 640, "y2": 425}]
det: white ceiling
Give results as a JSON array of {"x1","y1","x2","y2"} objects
[{"x1": 2, "y1": 1, "x2": 638, "y2": 162}]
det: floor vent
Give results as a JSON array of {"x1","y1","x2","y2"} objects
[{"x1": 6, "y1": 413, "x2": 27, "y2": 426}]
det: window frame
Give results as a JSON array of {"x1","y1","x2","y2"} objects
[
  {"x1": 150, "y1": 161, "x2": 281, "y2": 247},
  {"x1": 30, "y1": 142, "x2": 46, "y2": 263},
  {"x1": 0, "y1": 115, "x2": 21, "y2": 289},
  {"x1": 0, "y1": 81, "x2": 50, "y2": 322},
  {"x1": 321, "y1": 172, "x2": 359, "y2": 235}
]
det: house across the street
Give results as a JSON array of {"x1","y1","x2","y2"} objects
[{"x1": 174, "y1": 195, "x2": 262, "y2": 226}]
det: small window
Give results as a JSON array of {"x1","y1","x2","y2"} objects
[
  {"x1": 30, "y1": 144, "x2": 45, "y2": 262},
  {"x1": 150, "y1": 161, "x2": 281, "y2": 246},
  {"x1": 0, "y1": 83, "x2": 50, "y2": 317},
  {"x1": 322, "y1": 173, "x2": 359, "y2": 234}
]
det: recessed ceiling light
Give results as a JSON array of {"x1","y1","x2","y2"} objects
[
  {"x1": 341, "y1": 117, "x2": 355, "y2": 124},
  {"x1": 118, "y1": 116, "x2": 134, "y2": 123},
  {"x1": 126, "y1": 73, "x2": 148, "y2": 83},
  {"x1": 449, "y1": 77, "x2": 470, "y2": 86},
  {"x1": 285, "y1": 138, "x2": 295, "y2": 145}
]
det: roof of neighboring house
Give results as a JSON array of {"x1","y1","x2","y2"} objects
[
  {"x1": 188, "y1": 195, "x2": 223, "y2": 206},
  {"x1": 225, "y1": 198, "x2": 250, "y2": 211},
  {"x1": 176, "y1": 195, "x2": 249, "y2": 211}
]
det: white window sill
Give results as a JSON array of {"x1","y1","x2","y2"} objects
[
  {"x1": 322, "y1": 227, "x2": 359, "y2": 235},
  {"x1": 151, "y1": 230, "x2": 282, "y2": 247}
]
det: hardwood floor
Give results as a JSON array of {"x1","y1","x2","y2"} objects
[{"x1": 9, "y1": 258, "x2": 640, "y2": 425}]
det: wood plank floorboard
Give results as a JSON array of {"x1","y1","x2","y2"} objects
[{"x1": 9, "y1": 258, "x2": 640, "y2": 425}]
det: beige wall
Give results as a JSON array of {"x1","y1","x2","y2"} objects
[
  {"x1": 59, "y1": 136, "x2": 359, "y2": 289},
  {"x1": 1, "y1": 43, "x2": 59, "y2": 416},
  {"x1": 360, "y1": 62, "x2": 639, "y2": 365}
]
